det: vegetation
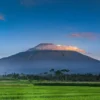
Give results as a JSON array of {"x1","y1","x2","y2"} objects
[
  {"x1": 0, "y1": 80, "x2": 99, "y2": 100},
  {"x1": 0, "y1": 69, "x2": 99, "y2": 100},
  {"x1": 1, "y1": 69, "x2": 100, "y2": 82}
]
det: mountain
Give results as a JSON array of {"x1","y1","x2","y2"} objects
[
  {"x1": 28, "y1": 43, "x2": 86, "y2": 53},
  {"x1": 0, "y1": 43, "x2": 100, "y2": 74}
]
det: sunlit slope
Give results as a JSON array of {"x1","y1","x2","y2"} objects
[{"x1": 28, "y1": 43, "x2": 86, "y2": 53}]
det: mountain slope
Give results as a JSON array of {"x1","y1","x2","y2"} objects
[{"x1": 0, "y1": 43, "x2": 100, "y2": 74}]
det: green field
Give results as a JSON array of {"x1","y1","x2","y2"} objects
[{"x1": 0, "y1": 81, "x2": 100, "y2": 100}]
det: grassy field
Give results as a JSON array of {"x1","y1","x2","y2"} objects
[{"x1": 0, "y1": 80, "x2": 100, "y2": 100}]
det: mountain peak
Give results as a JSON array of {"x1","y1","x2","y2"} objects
[
  {"x1": 28, "y1": 43, "x2": 86, "y2": 54},
  {"x1": 37, "y1": 43, "x2": 54, "y2": 46}
]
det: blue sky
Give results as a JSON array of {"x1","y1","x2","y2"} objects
[{"x1": 0, "y1": 0, "x2": 100, "y2": 59}]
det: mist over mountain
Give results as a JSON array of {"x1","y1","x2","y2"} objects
[{"x1": 0, "y1": 43, "x2": 100, "y2": 74}]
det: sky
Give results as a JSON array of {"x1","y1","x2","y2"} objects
[{"x1": 0, "y1": 0, "x2": 100, "y2": 60}]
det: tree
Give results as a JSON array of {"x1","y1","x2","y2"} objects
[
  {"x1": 12, "y1": 73, "x2": 19, "y2": 80},
  {"x1": 55, "y1": 70, "x2": 62, "y2": 81},
  {"x1": 44, "y1": 72, "x2": 48, "y2": 75},
  {"x1": 49, "y1": 69, "x2": 55, "y2": 80},
  {"x1": 50, "y1": 69, "x2": 55, "y2": 73},
  {"x1": 61, "y1": 69, "x2": 70, "y2": 81}
]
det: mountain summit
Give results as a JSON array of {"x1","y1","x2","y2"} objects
[{"x1": 28, "y1": 43, "x2": 86, "y2": 53}]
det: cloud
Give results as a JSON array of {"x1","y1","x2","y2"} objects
[
  {"x1": 0, "y1": 14, "x2": 5, "y2": 21},
  {"x1": 68, "y1": 32, "x2": 97, "y2": 40}
]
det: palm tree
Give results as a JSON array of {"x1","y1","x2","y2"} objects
[
  {"x1": 50, "y1": 69, "x2": 55, "y2": 73},
  {"x1": 55, "y1": 70, "x2": 62, "y2": 81},
  {"x1": 61, "y1": 69, "x2": 70, "y2": 73},
  {"x1": 61, "y1": 69, "x2": 70, "y2": 81},
  {"x1": 49, "y1": 69, "x2": 55, "y2": 80}
]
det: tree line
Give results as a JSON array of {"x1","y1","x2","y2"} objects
[{"x1": 1, "y1": 69, "x2": 100, "y2": 82}]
